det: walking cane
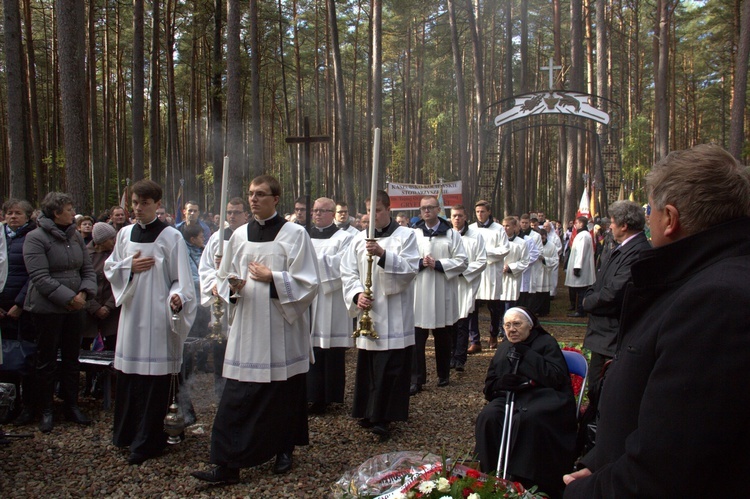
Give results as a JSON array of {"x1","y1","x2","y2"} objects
[{"x1": 496, "y1": 347, "x2": 521, "y2": 478}]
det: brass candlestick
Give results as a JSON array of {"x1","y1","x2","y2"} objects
[{"x1": 353, "y1": 241, "x2": 379, "y2": 340}]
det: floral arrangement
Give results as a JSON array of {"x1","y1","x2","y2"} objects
[{"x1": 331, "y1": 452, "x2": 547, "y2": 499}]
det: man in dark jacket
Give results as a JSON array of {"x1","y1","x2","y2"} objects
[
  {"x1": 563, "y1": 144, "x2": 750, "y2": 497},
  {"x1": 581, "y1": 200, "x2": 651, "y2": 391}
]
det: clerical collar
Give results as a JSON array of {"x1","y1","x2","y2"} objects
[
  {"x1": 254, "y1": 212, "x2": 278, "y2": 225},
  {"x1": 247, "y1": 213, "x2": 286, "y2": 242},
  {"x1": 457, "y1": 224, "x2": 468, "y2": 236},
  {"x1": 137, "y1": 216, "x2": 158, "y2": 229},
  {"x1": 374, "y1": 219, "x2": 398, "y2": 238},
  {"x1": 508, "y1": 235, "x2": 516, "y2": 242},
  {"x1": 131, "y1": 217, "x2": 168, "y2": 243},
  {"x1": 479, "y1": 218, "x2": 493, "y2": 228},
  {"x1": 309, "y1": 223, "x2": 339, "y2": 239}
]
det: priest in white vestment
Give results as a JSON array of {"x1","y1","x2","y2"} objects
[
  {"x1": 341, "y1": 190, "x2": 419, "y2": 441},
  {"x1": 449, "y1": 205, "x2": 487, "y2": 372},
  {"x1": 500, "y1": 217, "x2": 530, "y2": 311},
  {"x1": 468, "y1": 201, "x2": 509, "y2": 352},
  {"x1": 409, "y1": 196, "x2": 468, "y2": 394},
  {"x1": 307, "y1": 197, "x2": 354, "y2": 414},
  {"x1": 105, "y1": 179, "x2": 197, "y2": 466},
  {"x1": 191, "y1": 175, "x2": 319, "y2": 484},
  {"x1": 198, "y1": 197, "x2": 248, "y2": 397},
  {"x1": 565, "y1": 216, "x2": 596, "y2": 317}
]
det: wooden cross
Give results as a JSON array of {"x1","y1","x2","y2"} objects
[
  {"x1": 285, "y1": 117, "x2": 330, "y2": 229},
  {"x1": 540, "y1": 57, "x2": 563, "y2": 90}
]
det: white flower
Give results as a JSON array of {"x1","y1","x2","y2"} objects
[
  {"x1": 436, "y1": 477, "x2": 451, "y2": 492},
  {"x1": 467, "y1": 493, "x2": 481, "y2": 499},
  {"x1": 391, "y1": 492, "x2": 408, "y2": 499},
  {"x1": 418, "y1": 480, "x2": 436, "y2": 494}
]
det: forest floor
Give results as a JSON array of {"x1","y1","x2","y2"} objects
[{"x1": 0, "y1": 275, "x2": 586, "y2": 498}]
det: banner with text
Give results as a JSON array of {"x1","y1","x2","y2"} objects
[{"x1": 387, "y1": 181, "x2": 463, "y2": 211}]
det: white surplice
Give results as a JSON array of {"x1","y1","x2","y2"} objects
[
  {"x1": 499, "y1": 236, "x2": 530, "y2": 302},
  {"x1": 547, "y1": 229, "x2": 563, "y2": 295},
  {"x1": 216, "y1": 220, "x2": 319, "y2": 383},
  {"x1": 199, "y1": 230, "x2": 234, "y2": 333},
  {"x1": 340, "y1": 225, "x2": 420, "y2": 351},
  {"x1": 412, "y1": 224, "x2": 468, "y2": 329},
  {"x1": 535, "y1": 241, "x2": 560, "y2": 293},
  {"x1": 310, "y1": 228, "x2": 354, "y2": 349},
  {"x1": 105, "y1": 223, "x2": 197, "y2": 375},
  {"x1": 457, "y1": 226, "x2": 487, "y2": 319},
  {"x1": 520, "y1": 230, "x2": 542, "y2": 293},
  {"x1": 565, "y1": 230, "x2": 596, "y2": 287},
  {"x1": 470, "y1": 221, "x2": 510, "y2": 300}
]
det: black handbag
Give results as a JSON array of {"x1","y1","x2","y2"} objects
[{"x1": 0, "y1": 339, "x2": 37, "y2": 374}]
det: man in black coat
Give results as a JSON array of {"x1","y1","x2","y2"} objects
[
  {"x1": 582, "y1": 200, "x2": 651, "y2": 391},
  {"x1": 563, "y1": 144, "x2": 750, "y2": 497}
]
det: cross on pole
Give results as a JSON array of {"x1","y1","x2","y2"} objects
[
  {"x1": 540, "y1": 57, "x2": 563, "y2": 90},
  {"x1": 285, "y1": 116, "x2": 330, "y2": 230}
]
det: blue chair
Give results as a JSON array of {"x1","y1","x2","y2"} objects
[{"x1": 562, "y1": 350, "x2": 588, "y2": 414}]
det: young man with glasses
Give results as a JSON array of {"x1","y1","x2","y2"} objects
[
  {"x1": 409, "y1": 196, "x2": 468, "y2": 394},
  {"x1": 334, "y1": 202, "x2": 359, "y2": 235},
  {"x1": 192, "y1": 176, "x2": 318, "y2": 483}
]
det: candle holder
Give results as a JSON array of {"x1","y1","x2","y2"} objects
[
  {"x1": 206, "y1": 296, "x2": 226, "y2": 344},
  {"x1": 353, "y1": 241, "x2": 379, "y2": 340}
]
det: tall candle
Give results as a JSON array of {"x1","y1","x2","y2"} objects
[
  {"x1": 368, "y1": 128, "x2": 381, "y2": 239},
  {"x1": 216, "y1": 156, "x2": 230, "y2": 257}
]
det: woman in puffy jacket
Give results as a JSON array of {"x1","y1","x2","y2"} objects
[{"x1": 23, "y1": 192, "x2": 96, "y2": 433}]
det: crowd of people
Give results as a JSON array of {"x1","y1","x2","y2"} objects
[{"x1": 0, "y1": 143, "x2": 748, "y2": 497}]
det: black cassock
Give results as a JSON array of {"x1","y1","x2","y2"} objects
[{"x1": 475, "y1": 328, "x2": 577, "y2": 499}]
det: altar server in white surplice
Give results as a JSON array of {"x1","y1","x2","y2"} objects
[
  {"x1": 518, "y1": 214, "x2": 542, "y2": 310},
  {"x1": 341, "y1": 190, "x2": 419, "y2": 441},
  {"x1": 544, "y1": 221, "x2": 563, "y2": 297},
  {"x1": 409, "y1": 196, "x2": 468, "y2": 395},
  {"x1": 190, "y1": 176, "x2": 319, "y2": 485},
  {"x1": 468, "y1": 200, "x2": 510, "y2": 352},
  {"x1": 565, "y1": 216, "x2": 596, "y2": 317},
  {"x1": 198, "y1": 197, "x2": 248, "y2": 397},
  {"x1": 535, "y1": 229, "x2": 560, "y2": 316},
  {"x1": 307, "y1": 197, "x2": 354, "y2": 414},
  {"x1": 449, "y1": 205, "x2": 487, "y2": 372},
  {"x1": 500, "y1": 217, "x2": 530, "y2": 307},
  {"x1": 334, "y1": 201, "x2": 361, "y2": 236},
  {"x1": 105, "y1": 179, "x2": 197, "y2": 466}
]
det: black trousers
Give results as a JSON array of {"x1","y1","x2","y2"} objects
[
  {"x1": 412, "y1": 326, "x2": 453, "y2": 385},
  {"x1": 32, "y1": 311, "x2": 85, "y2": 411},
  {"x1": 451, "y1": 317, "x2": 470, "y2": 366}
]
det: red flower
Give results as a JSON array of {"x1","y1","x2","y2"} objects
[
  {"x1": 466, "y1": 468, "x2": 481, "y2": 479},
  {"x1": 462, "y1": 487, "x2": 473, "y2": 497}
]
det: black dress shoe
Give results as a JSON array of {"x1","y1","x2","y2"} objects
[
  {"x1": 455, "y1": 363, "x2": 465, "y2": 372},
  {"x1": 191, "y1": 465, "x2": 240, "y2": 484},
  {"x1": 64, "y1": 406, "x2": 92, "y2": 425},
  {"x1": 437, "y1": 378, "x2": 449, "y2": 387},
  {"x1": 273, "y1": 452, "x2": 293, "y2": 474},
  {"x1": 371, "y1": 423, "x2": 391, "y2": 441},
  {"x1": 357, "y1": 418, "x2": 374, "y2": 428},
  {"x1": 39, "y1": 410, "x2": 53, "y2": 433},
  {"x1": 307, "y1": 401, "x2": 327, "y2": 415},
  {"x1": 409, "y1": 383, "x2": 422, "y2": 396}
]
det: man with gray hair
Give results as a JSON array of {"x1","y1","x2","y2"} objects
[
  {"x1": 581, "y1": 200, "x2": 651, "y2": 392},
  {"x1": 563, "y1": 144, "x2": 750, "y2": 497}
]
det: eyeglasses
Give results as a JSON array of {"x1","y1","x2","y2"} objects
[
  {"x1": 312, "y1": 209, "x2": 333, "y2": 214},
  {"x1": 248, "y1": 191, "x2": 272, "y2": 199},
  {"x1": 226, "y1": 210, "x2": 244, "y2": 215},
  {"x1": 503, "y1": 321, "x2": 526, "y2": 330},
  {"x1": 420, "y1": 205, "x2": 439, "y2": 212},
  {"x1": 294, "y1": 207, "x2": 306, "y2": 212}
]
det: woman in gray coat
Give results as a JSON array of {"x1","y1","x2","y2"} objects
[{"x1": 23, "y1": 192, "x2": 97, "y2": 433}]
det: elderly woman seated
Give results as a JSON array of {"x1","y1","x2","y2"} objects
[{"x1": 475, "y1": 306, "x2": 577, "y2": 498}]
